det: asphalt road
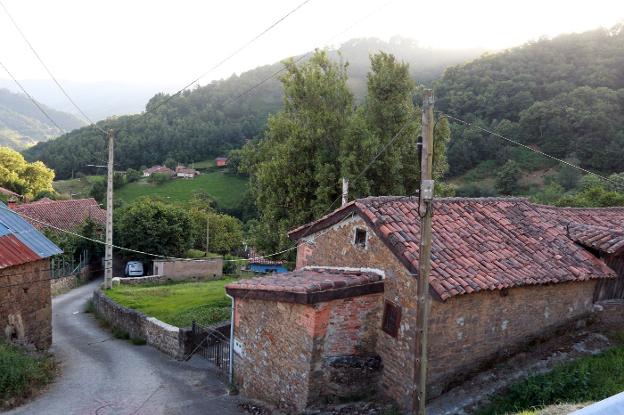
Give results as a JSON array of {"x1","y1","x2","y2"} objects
[{"x1": 7, "y1": 280, "x2": 244, "y2": 415}]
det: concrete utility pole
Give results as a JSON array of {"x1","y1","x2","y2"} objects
[
  {"x1": 341, "y1": 177, "x2": 349, "y2": 206},
  {"x1": 414, "y1": 89, "x2": 435, "y2": 415},
  {"x1": 104, "y1": 129, "x2": 114, "y2": 289}
]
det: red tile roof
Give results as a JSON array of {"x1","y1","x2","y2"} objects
[
  {"x1": 568, "y1": 223, "x2": 624, "y2": 255},
  {"x1": 14, "y1": 198, "x2": 106, "y2": 231},
  {"x1": 143, "y1": 165, "x2": 175, "y2": 176},
  {"x1": 0, "y1": 186, "x2": 19, "y2": 197},
  {"x1": 226, "y1": 268, "x2": 384, "y2": 304},
  {"x1": 289, "y1": 197, "x2": 624, "y2": 301}
]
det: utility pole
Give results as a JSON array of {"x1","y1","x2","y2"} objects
[
  {"x1": 206, "y1": 216, "x2": 210, "y2": 256},
  {"x1": 104, "y1": 129, "x2": 114, "y2": 289},
  {"x1": 413, "y1": 89, "x2": 435, "y2": 415},
  {"x1": 341, "y1": 177, "x2": 349, "y2": 206}
]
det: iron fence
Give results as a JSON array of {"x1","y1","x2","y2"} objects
[{"x1": 188, "y1": 320, "x2": 230, "y2": 378}]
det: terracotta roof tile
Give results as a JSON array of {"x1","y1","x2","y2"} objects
[
  {"x1": 226, "y1": 268, "x2": 384, "y2": 304},
  {"x1": 289, "y1": 197, "x2": 624, "y2": 301},
  {"x1": 14, "y1": 198, "x2": 106, "y2": 231}
]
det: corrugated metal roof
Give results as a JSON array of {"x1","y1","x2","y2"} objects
[
  {"x1": 0, "y1": 202, "x2": 62, "y2": 268},
  {"x1": 0, "y1": 234, "x2": 42, "y2": 268}
]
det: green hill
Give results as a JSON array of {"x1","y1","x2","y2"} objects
[
  {"x1": 23, "y1": 38, "x2": 484, "y2": 179},
  {"x1": 0, "y1": 88, "x2": 85, "y2": 150},
  {"x1": 114, "y1": 172, "x2": 248, "y2": 211}
]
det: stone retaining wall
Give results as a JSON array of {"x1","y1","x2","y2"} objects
[
  {"x1": 113, "y1": 275, "x2": 169, "y2": 285},
  {"x1": 92, "y1": 289, "x2": 192, "y2": 359},
  {"x1": 51, "y1": 275, "x2": 77, "y2": 296}
]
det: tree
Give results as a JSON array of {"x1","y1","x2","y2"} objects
[
  {"x1": 248, "y1": 50, "x2": 355, "y2": 252},
  {"x1": 89, "y1": 180, "x2": 106, "y2": 204},
  {"x1": 189, "y1": 209, "x2": 244, "y2": 255},
  {"x1": 164, "y1": 158, "x2": 177, "y2": 170},
  {"x1": 496, "y1": 160, "x2": 521, "y2": 195},
  {"x1": 0, "y1": 146, "x2": 54, "y2": 198},
  {"x1": 115, "y1": 198, "x2": 193, "y2": 258}
]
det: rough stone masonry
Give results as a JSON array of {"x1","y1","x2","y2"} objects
[{"x1": 0, "y1": 259, "x2": 52, "y2": 350}]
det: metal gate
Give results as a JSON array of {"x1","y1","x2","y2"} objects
[{"x1": 188, "y1": 321, "x2": 230, "y2": 378}]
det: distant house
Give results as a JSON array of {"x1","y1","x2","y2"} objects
[
  {"x1": 0, "y1": 186, "x2": 19, "y2": 199},
  {"x1": 0, "y1": 201, "x2": 62, "y2": 349},
  {"x1": 227, "y1": 197, "x2": 624, "y2": 412},
  {"x1": 175, "y1": 165, "x2": 200, "y2": 179},
  {"x1": 142, "y1": 165, "x2": 175, "y2": 177},
  {"x1": 13, "y1": 198, "x2": 106, "y2": 231},
  {"x1": 215, "y1": 157, "x2": 228, "y2": 167}
]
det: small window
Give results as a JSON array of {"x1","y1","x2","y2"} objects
[
  {"x1": 382, "y1": 300, "x2": 401, "y2": 337},
  {"x1": 354, "y1": 228, "x2": 367, "y2": 248}
]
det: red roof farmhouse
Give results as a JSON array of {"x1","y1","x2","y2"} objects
[
  {"x1": 226, "y1": 197, "x2": 624, "y2": 412},
  {"x1": 142, "y1": 165, "x2": 175, "y2": 177}
]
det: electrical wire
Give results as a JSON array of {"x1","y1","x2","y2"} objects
[
  {"x1": 0, "y1": 0, "x2": 106, "y2": 134},
  {"x1": 0, "y1": 59, "x2": 67, "y2": 134},
  {"x1": 143, "y1": 0, "x2": 314, "y2": 117},
  {"x1": 439, "y1": 111, "x2": 624, "y2": 191},
  {"x1": 222, "y1": 0, "x2": 396, "y2": 107}
]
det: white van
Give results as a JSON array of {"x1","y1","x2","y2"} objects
[{"x1": 124, "y1": 261, "x2": 144, "y2": 277}]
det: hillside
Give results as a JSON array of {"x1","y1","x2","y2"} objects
[
  {"x1": 23, "y1": 38, "x2": 484, "y2": 179},
  {"x1": 0, "y1": 88, "x2": 85, "y2": 150},
  {"x1": 436, "y1": 25, "x2": 624, "y2": 178}
]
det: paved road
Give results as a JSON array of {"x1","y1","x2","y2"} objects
[{"x1": 8, "y1": 280, "x2": 244, "y2": 415}]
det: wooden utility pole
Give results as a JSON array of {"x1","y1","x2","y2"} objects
[
  {"x1": 413, "y1": 89, "x2": 435, "y2": 415},
  {"x1": 104, "y1": 129, "x2": 114, "y2": 289},
  {"x1": 206, "y1": 216, "x2": 210, "y2": 256},
  {"x1": 341, "y1": 177, "x2": 349, "y2": 206}
]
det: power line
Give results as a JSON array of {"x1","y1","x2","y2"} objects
[
  {"x1": 439, "y1": 111, "x2": 624, "y2": 191},
  {"x1": 143, "y1": 0, "x2": 313, "y2": 117},
  {"x1": 222, "y1": 0, "x2": 395, "y2": 107},
  {"x1": 0, "y1": 59, "x2": 67, "y2": 134},
  {"x1": 0, "y1": 0, "x2": 105, "y2": 134}
]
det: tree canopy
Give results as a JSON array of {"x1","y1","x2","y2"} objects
[
  {"x1": 241, "y1": 51, "x2": 451, "y2": 253},
  {"x1": 0, "y1": 146, "x2": 54, "y2": 198}
]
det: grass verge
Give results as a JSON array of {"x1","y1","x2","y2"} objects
[
  {"x1": 0, "y1": 341, "x2": 56, "y2": 410},
  {"x1": 104, "y1": 278, "x2": 234, "y2": 327},
  {"x1": 476, "y1": 345, "x2": 624, "y2": 415}
]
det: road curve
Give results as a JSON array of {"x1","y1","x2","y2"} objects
[{"x1": 7, "y1": 280, "x2": 244, "y2": 415}]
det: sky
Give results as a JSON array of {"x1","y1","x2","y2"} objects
[{"x1": 0, "y1": 0, "x2": 623, "y2": 88}]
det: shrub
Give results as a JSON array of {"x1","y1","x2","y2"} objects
[{"x1": 0, "y1": 341, "x2": 55, "y2": 409}]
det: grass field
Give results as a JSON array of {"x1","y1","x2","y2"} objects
[
  {"x1": 0, "y1": 340, "x2": 55, "y2": 410},
  {"x1": 476, "y1": 344, "x2": 624, "y2": 414},
  {"x1": 105, "y1": 278, "x2": 235, "y2": 327},
  {"x1": 52, "y1": 175, "x2": 103, "y2": 198},
  {"x1": 114, "y1": 172, "x2": 247, "y2": 209}
]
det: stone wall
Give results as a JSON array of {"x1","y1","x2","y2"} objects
[
  {"x1": 296, "y1": 214, "x2": 600, "y2": 409},
  {"x1": 297, "y1": 215, "x2": 418, "y2": 409},
  {"x1": 51, "y1": 275, "x2": 77, "y2": 296},
  {"x1": 0, "y1": 259, "x2": 52, "y2": 350},
  {"x1": 92, "y1": 289, "x2": 191, "y2": 359},
  {"x1": 233, "y1": 292, "x2": 383, "y2": 413},
  {"x1": 427, "y1": 280, "x2": 597, "y2": 397},
  {"x1": 152, "y1": 258, "x2": 223, "y2": 280}
]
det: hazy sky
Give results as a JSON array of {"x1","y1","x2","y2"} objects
[{"x1": 1, "y1": 0, "x2": 622, "y2": 87}]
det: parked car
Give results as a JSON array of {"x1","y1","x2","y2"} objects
[{"x1": 124, "y1": 261, "x2": 144, "y2": 277}]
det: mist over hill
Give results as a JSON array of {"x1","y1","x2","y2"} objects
[
  {"x1": 0, "y1": 88, "x2": 84, "y2": 150},
  {"x1": 23, "y1": 37, "x2": 485, "y2": 179}
]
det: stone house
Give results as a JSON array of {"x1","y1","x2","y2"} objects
[
  {"x1": 142, "y1": 165, "x2": 175, "y2": 177},
  {"x1": 175, "y1": 165, "x2": 200, "y2": 179},
  {"x1": 226, "y1": 197, "x2": 624, "y2": 412},
  {"x1": 0, "y1": 201, "x2": 62, "y2": 349}
]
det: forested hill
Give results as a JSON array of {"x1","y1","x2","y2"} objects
[
  {"x1": 23, "y1": 38, "x2": 484, "y2": 179},
  {"x1": 0, "y1": 88, "x2": 84, "y2": 150},
  {"x1": 437, "y1": 25, "x2": 624, "y2": 177}
]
